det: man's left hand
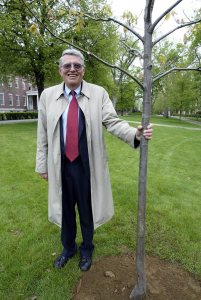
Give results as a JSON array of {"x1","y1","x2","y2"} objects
[{"x1": 135, "y1": 124, "x2": 153, "y2": 141}]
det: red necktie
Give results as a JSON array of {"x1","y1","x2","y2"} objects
[{"x1": 66, "y1": 91, "x2": 79, "y2": 161}]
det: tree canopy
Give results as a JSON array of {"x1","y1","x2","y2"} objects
[{"x1": 0, "y1": 0, "x2": 119, "y2": 96}]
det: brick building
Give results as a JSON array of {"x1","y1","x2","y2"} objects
[{"x1": 0, "y1": 77, "x2": 38, "y2": 112}]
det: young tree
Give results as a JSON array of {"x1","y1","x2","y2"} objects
[{"x1": 69, "y1": 4, "x2": 201, "y2": 298}]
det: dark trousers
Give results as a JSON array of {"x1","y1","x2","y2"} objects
[{"x1": 61, "y1": 156, "x2": 94, "y2": 257}]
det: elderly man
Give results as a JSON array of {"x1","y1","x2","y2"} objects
[{"x1": 36, "y1": 48, "x2": 152, "y2": 272}]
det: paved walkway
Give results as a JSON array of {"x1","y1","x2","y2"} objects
[
  {"x1": 126, "y1": 118, "x2": 201, "y2": 131},
  {"x1": 0, "y1": 119, "x2": 37, "y2": 125},
  {"x1": 171, "y1": 116, "x2": 201, "y2": 126},
  {"x1": 1, "y1": 117, "x2": 201, "y2": 131}
]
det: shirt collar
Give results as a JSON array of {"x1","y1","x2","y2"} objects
[{"x1": 64, "y1": 84, "x2": 82, "y2": 97}]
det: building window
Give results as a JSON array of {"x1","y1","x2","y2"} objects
[
  {"x1": 15, "y1": 78, "x2": 19, "y2": 88},
  {"x1": 8, "y1": 94, "x2": 13, "y2": 106},
  {"x1": 0, "y1": 93, "x2": 4, "y2": 105},
  {"x1": 16, "y1": 95, "x2": 20, "y2": 106},
  {"x1": 8, "y1": 78, "x2": 12, "y2": 87},
  {"x1": 23, "y1": 96, "x2": 26, "y2": 107},
  {"x1": 22, "y1": 79, "x2": 26, "y2": 90}
]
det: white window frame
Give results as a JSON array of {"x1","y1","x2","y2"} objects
[
  {"x1": 22, "y1": 79, "x2": 26, "y2": 90},
  {"x1": 8, "y1": 94, "x2": 13, "y2": 106},
  {"x1": 8, "y1": 78, "x2": 12, "y2": 87},
  {"x1": 23, "y1": 96, "x2": 26, "y2": 107},
  {"x1": 0, "y1": 93, "x2": 5, "y2": 105},
  {"x1": 15, "y1": 78, "x2": 19, "y2": 88},
  {"x1": 16, "y1": 95, "x2": 20, "y2": 106}
]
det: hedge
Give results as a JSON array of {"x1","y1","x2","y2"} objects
[{"x1": 0, "y1": 111, "x2": 38, "y2": 121}]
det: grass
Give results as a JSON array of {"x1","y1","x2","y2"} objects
[
  {"x1": 0, "y1": 117, "x2": 201, "y2": 299},
  {"x1": 123, "y1": 113, "x2": 201, "y2": 128}
]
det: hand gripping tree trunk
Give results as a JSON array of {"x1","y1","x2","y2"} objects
[{"x1": 130, "y1": 1, "x2": 154, "y2": 299}]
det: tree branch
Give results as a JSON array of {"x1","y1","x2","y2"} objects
[
  {"x1": 194, "y1": 48, "x2": 201, "y2": 64},
  {"x1": 150, "y1": 0, "x2": 183, "y2": 32},
  {"x1": 121, "y1": 41, "x2": 143, "y2": 59},
  {"x1": 153, "y1": 18, "x2": 201, "y2": 45},
  {"x1": 153, "y1": 66, "x2": 201, "y2": 81},
  {"x1": 83, "y1": 13, "x2": 144, "y2": 43},
  {"x1": 80, "y1": 48, "x2": 144, "y2": 89},
  {"x1": 20, "y1": 0, "x2": 144, "y2": 89}
]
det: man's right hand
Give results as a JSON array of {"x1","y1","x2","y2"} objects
[{"x1": 39, "y1": 173, "x2": 48, "y2": 181}]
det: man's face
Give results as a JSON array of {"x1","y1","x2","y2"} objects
[{"x1": 59, "y1": 55, "x2": 85, "y2": 90}]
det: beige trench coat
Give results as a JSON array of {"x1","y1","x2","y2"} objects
[{"x1": 36, "y1": 80, "x2": 137, "y2": 229}]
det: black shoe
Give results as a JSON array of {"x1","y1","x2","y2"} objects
[
  {"x1": 79, "y1": 256, "x2": 92, "y2": 271},
  {"x1": 53, "y1": 254, "x2": 71, "y2": 269}
]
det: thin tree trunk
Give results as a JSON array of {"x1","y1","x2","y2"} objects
[{"x1": 130, "y1": 1, "x2": 153, "y2": 298}]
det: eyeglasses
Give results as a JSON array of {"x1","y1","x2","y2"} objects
[{"x1": 62, "y1": 63, "x2": 83, "y2": 70}]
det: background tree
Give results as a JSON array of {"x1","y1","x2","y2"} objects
[
  {"x1": 0, "y1": 0, "x2": 119, "y2": 96},
  {"x1": 0, "y1": 0, "x2": 64, "y2": 96},
  {"x1": 115, "y1": 80, "x2": 136, "y2": 115},
  {"x1": 186, "y1": 8, "x2": 201, "y2": 119},
  {"x1": 152, "y1": 40, "x2": 200, "y2": 117},
  {"x1": 191, "y1": 72, "x2": 201, "y2": 119},
  {"x1": 111, "y1": 11, "x2": 142, "y2": 115},
  {"x1": 152, "y1": 40, "x2": 185, "y2": 116},
  {"x1": 64, "y1": 1, "x2": 119, "y2": 93},
  {"x1": 157, "y1": 72, "x2": 197, "y2": 118},
  {"x1": 186, "y1": 8, "x2": 201, "y2": 66}
]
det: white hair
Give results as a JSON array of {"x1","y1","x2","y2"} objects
[{"x1": 59, "y1": 48, "x2": 85, "y2": 67}]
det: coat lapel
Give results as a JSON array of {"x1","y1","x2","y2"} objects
[
  {"x1": 77, "y1": 95, "x2": 91, "y2": 156},
  {"x1": 51, "y1": 83, "x2": 67, "y2": 136}
]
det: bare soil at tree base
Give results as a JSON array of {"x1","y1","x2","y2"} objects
[{"x1": 73, "y1": 253, "x2": 201, "y2": 300}]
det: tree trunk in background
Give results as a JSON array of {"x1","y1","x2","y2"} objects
[{"x1": 35, "y1": 71, "x2": 45, "y2": 98}]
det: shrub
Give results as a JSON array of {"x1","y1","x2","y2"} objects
[
  {"x1": 0, "y1": 111, "x2": 38, "y2": 121},
  {"x1": 195, "y1": 111, "x2": 201, "y2": 118}
]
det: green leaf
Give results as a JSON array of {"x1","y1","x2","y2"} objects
[{"x1": 29, "y1": 23, "x2": 38, "y2": 34}]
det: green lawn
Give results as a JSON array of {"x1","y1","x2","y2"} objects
[{"x1": 0, "y1": 118, "x2": 201, "y2": 299}]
